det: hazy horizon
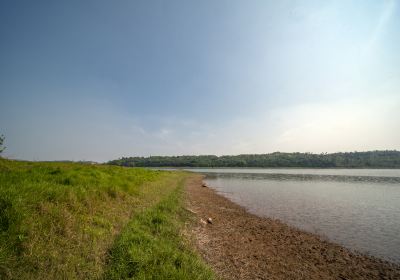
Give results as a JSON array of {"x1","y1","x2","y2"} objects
[{"x1": 1, "y1": 1, "x2": 399, "y2": 162}]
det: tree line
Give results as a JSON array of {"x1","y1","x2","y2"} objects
[
  {"x1": 108, "y1": 151, "x2": 400, "y2": 168},
  {"x1": 0, "y1": 134, "x2": 5, "y2": 155}
]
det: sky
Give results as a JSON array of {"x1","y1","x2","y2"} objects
[{"x1": 0, "y1": 0, "x2": 399, "y2": 162}]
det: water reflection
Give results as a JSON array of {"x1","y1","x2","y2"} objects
[{"x1": 205, "y1": 172, "x2": 400, "y2": 184}]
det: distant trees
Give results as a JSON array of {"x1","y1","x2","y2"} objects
[
  {"x1": 0, "y1": 134, "x2": 4, "y2": 154},
  {"x1": 108, "y1": 151, "x2": 400, "y2": 168}
]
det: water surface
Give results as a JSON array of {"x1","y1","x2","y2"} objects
[{"x1": 187, "y1": 168, "x2": 400, "y2": 263}]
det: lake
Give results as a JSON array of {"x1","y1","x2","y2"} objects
[{"x1": 187, "y1": 168, "x2": 400, "y2": 263}]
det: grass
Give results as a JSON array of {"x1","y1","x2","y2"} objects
[
  {"x1": 0, "y1": 158, "x2": 215, "y2": 279},
  {"x1": 105, "y1": 178, "x2": 215, "y2": 280}
]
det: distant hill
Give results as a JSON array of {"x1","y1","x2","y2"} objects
[{"x1": 108, "y1": 151, "x2": 400, "y2": 168}]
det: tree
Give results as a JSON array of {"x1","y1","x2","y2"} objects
[{"x1": 0, "y1": 134, "x2": 5, "y2": 154}]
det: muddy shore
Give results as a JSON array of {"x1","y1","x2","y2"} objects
[{"x1": 185, "y1": 175, "x2": 400, "y2": 280}]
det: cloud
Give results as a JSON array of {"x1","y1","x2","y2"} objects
[
  {"x1": 362, "y1": 0, "x2": 396, "y2": 57},
  {"x1": 2, "y1": 1, "x2": 399, "y2": 162},
  {"x1": 140, "y1": 95, "x2": 400, "y2": 157}
]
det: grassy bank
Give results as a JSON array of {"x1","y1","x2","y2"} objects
[
  {"x1": 105, "y1": 178, "x2": 215, "y2": 280},
  {"x1": 0, "y1": 158, "x2": 214, "y2": 279}
]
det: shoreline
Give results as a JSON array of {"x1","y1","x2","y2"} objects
[{"x1": 185, "y1": 174, "x2": 400, "y2": 280}]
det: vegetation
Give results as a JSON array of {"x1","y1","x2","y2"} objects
[
  {"x1": 105, "y1": 180, "x2": 215, "y2": 280},
  {"x1": 109, "y1": 151, "x2": 400, "y2": 168},
  {"x1": 0, "y1": 135, "x2": 5, "y2": 154},
  {"x1": 0, "y1": 159, "x2": 214, "y2": 279}
]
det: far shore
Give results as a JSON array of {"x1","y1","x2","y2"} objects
[
  {"x1": 152, "y1": 166, "x2": 400, "y2": 169},
  {"x1": 185, "y1": 174, "x2": 400, "y2": 280}
]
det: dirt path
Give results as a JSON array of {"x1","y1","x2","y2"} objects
[{"x1": 185, "y1": 175, "x2": 400, "y2": 280}]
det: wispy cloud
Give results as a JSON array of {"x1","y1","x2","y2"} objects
[
  {"x1": 362, "y1": 0, "x2": 396, "y2": 57},
  {"x1": 1, "y1": 1, "x2": 399, "y2": 161}
]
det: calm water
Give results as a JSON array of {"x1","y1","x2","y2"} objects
[{"x1": 187, "y1": 168, "x2": 400, "y2": 263}]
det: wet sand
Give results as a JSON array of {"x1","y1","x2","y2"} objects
[{"x1": 185, "y1": 175, "x2": 400, "y2": 280}]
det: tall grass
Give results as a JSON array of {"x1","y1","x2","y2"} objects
[{"x1": 0, "y1": 158, "x2": 214, "y2": 279}]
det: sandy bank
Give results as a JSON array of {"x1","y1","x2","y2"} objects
[{"x1": 185, "y1": 175, "x2": 400, "y2": 280}]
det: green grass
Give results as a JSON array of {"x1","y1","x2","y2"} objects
[
  {"x1": 105, "y1": 179, "x2": 215, "y2": 280},
  {"x1": 0, "y1": 158, "x2": 215, "y2": 279}
]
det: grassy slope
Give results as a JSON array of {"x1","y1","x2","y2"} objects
[{"x1": 0, "y1": 159, "x2": 214, "y2": 280}]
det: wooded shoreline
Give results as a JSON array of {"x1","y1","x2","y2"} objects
[{"x1": 109, "y1": 151, "x2": 400, "y2": 168}]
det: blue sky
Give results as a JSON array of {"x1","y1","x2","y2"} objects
[{"x1": 1, "y1": 0, "x2": 399, "y2": 161}]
